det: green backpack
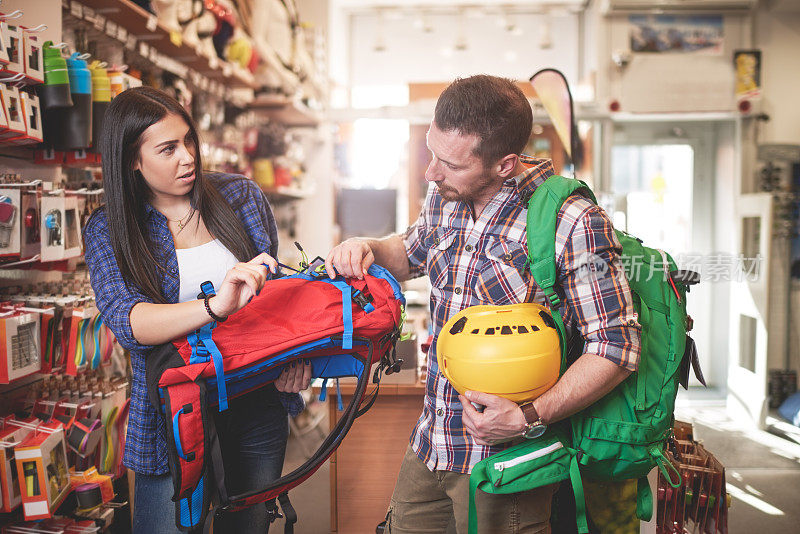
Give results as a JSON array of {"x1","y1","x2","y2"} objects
[{"x1": 468, "y1": 175, "x2": 703, "y2": 533}]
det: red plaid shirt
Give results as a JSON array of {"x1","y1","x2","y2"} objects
[{"x1": 402, "y1": 156, "x2": 641, "y2": 473}]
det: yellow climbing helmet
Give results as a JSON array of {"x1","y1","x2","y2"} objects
[{"x1": 438, "y1": 303, "x2": 561, "y2": 403}]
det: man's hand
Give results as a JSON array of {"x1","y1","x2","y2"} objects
[
  {"x1": 459, "y1": 390, "x2": 527, "y2": 446},
  {"x1": 275, "y1": 359, "x2": 313, "y2": 393},
  {"x1": 325, "y1": 238, "x2": 375, "y2": 280}
]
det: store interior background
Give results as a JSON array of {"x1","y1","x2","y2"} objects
[{"x1": 3, "y1": 0, "x2": 800, "y2": 532}]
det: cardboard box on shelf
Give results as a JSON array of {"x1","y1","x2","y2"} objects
[
  {"x1": 13, "y1": 422, "x2": 71, "y2": 521},
  {"x1": 1, "y1": 23, "x2": 23, "y2": 76},
  {"x1": 40, "y1": 194, "x2": 82, "y2": 262},
  {"x1": 0, "y1": 84, "x2": 26, "y2": 140},
  {"x1": 6, "y1": 91, "x2": 43, "y2": 145},
  {"x1": 0, "y1": 307, "x2": 41, "y2": 384},
  {"x1": 21, "y1": 29, "x2": 43, "y2": 84},
  {"x1": 0, "y1": 418, "x2": 34, "y2": 513},
  {"x1": 0, "y1": 187, "x2": 20, "y2": 260}
]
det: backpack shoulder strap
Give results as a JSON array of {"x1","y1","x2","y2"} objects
[
  {"x1": 525, "y1": 175, "x2": 597, "y2": 309},
  {"x1": 526, "y1": 175, "x2": 597, "y2": 374}
]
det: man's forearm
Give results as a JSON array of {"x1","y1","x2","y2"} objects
[
  {"x1": 533, "y1": 353, "x2": 632, "y2": 425},
  {"x1": 365, "y1": 234, "x2": 412, "y2": 282}
]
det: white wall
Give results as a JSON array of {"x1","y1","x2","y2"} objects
[
  {"x1": 756, "y1": 6, "x2": 800, "y2": 143},
  {"x1": 597, "y1": 12, "x2": 751, "y2": 113},
  {"x1": 348, "y1": 10, "x2": 580, "y2": 87},
  {"x1": 295, "y1": 0, "x2": 337, "y2": 258},
  {"x1": 6, "y1": 0, "x2": 61, "y2": 45},
  {"x1": 754, "y1": 3, "x2": 800, "y2": 372}
]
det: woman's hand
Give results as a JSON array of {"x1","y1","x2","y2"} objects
[
  {"x1": 208, "y1": 252, "x2": 277, "y2": 319},
  {"x1": 275, "y1": 359, "x2": 313, "y2": 393}
]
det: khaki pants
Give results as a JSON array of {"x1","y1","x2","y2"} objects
[{"x1": 387, "y1": 445, "x2": 555, "y2": 534}]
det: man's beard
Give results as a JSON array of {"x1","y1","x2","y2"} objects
[{"x1": 435, "y1": 172, "x2": 496, "y2": 204}]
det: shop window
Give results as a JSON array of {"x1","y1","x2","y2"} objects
[{"x1": 611, "y1": 144, "x2": 694, "y2": 255}]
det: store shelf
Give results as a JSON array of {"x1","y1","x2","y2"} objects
[
  {"x1": 65, "y1": 0, "x2": 257, "y2": 89},
  {"x1": 0, "y1": 146, "x2": 37, "y2": 161},
  {"x1": 250, "y1": 95, "x2": 323, "y2": 127},
  {"x1": 262, "y1": 185, "x2": 314, "y2": 202}
]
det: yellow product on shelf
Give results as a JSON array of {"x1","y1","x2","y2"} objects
[{"x1": 253, "y1": 158, "x2": 275, "y2": 189}]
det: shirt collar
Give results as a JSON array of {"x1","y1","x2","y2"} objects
[{"x1": 507, "y1": 155, "x2": 555, "y2": 205}]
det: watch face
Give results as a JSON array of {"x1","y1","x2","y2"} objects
[{"x1": 524, "y1": 424, "x2": 547, "y2": 439}]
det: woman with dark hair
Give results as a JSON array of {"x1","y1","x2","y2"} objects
[{"x1": 83, "y1": 86, "x2": 311, "y2": 533}]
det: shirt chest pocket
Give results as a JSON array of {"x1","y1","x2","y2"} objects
[
  {"x1": 425, "y1": 228, "x2": 458, "y2": 288},
  {"x1": 475, "y1": 238, "x2": 532, "y2": 305}
]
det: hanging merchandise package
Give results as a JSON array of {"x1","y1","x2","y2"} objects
[
  {"x1": 13, "y1": 422, "x2": 71, "y2": 521},
  {"x1": 89, "y1": 61, "x2": 110, "y2": 152},
  {"x1": 21, "y1": 28, "x2": 44, "y2": 84},
  {"x1": 0, "y1": 22, "x2": 9, "y2": 66},
  {"x1": 0, "y1": 188, "x2": 19, "y2": 258},
  {"x1": 0, "y1": 307, "x2": 41, "y2": 383},
  {"x1": 0, "y1": 83, "x2": 27, "y2": 140},
  {"x1": 6, "y1": 91, "x2": 43, "y2": 145},
  {"x1": 38, "y1": 41, "x2": 72, "y2": 110},
  {"x1": 44, "y1": 53, "x2": 91, "y2": 150},
  {"x1": 1, "y1": 22, "x2": 23, "y2": 75},
  {"x1": 0, "y1": 418, "x2": 34, "y2": 513}
]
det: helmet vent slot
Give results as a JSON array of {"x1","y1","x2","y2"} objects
[
  {"x1": 485, "y1": 328, "x2": 495, "y2": 335},
  {"x1": 530, "y1": 325, "x2": 540, "y2": 332},
  {"x1": 518, "y1": 325, "x2": 528, "y2": 334},
  {"x1": 501, "y1": 326, "x2": 512, "y2": 335},
  {"x1": 449, "y1": 316, "x2": 468, "y2": 335},
  {"x1": 471, "y1": 329, "x2": 480, "y2": 334},
  {"x1": 539, "y1": 311, "x2": 556, "y2": 329}
]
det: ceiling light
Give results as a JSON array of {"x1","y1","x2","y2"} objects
[
  {"x1": 373, "y1": 9, "x2": 387, "y2": 53},
  {"x1": 539, "y1": 17, "x2": 552, "y2": 49}
]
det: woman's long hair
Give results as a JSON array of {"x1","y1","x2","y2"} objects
[{"x1": 98, "y1": 86, "x2": 257, "y2": 303}]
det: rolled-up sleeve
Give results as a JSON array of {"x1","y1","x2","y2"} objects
[
  {"x1": 83, "y1": 210, "x2": 154, "y2": 353},
  {"x1": 557, "y1": 197, "x2": 641, "y2": 371}
]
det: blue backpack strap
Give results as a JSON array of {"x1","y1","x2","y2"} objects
[
  {"x1": 318, "y1": 378, "x2": 329, "y2": 402},
  {"x1": 327, "y1": 280, "x2": 354, "y2": 350},
  {"x1": 196, "y1": 282, "x2": 228, "y2": 411},
  {"x1": 195, "y1": 325, "x2": 227, "y2": 411},
  {"x1": 367, "y1": 264, "x2": 406, "y2": 306}
]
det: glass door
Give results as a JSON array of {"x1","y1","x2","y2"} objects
[{"x1": 608, "y1": 122, "x2": 719, "y2": 387}]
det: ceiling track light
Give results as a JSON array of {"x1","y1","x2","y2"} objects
[
  {"x1": 373, "y1": 8, "x2": 387, "y2": 53},
  {"x1": 455, "y1": 8, "x2": 467, "y2": 51}
]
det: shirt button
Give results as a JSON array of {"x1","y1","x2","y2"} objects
[
  {"x1": 454, "y1": 287, "x2": 462, "y2": 295},
  {"x1": 465, "y1": 244, "x2": 473, "y2": 252},
  {"x1": 503, "y1": 253, "x2": 513, "y2": 261},
  {"x1": 434, "y1": 238, "x2": 440, "y2": 246},
  {"x1": 436, "y1": 408, "x2": 444, "y2": 417}
]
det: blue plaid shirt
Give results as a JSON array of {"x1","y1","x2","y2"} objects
[{"x1": 84, "y1": 173, "x2": 304, "y2": 475}]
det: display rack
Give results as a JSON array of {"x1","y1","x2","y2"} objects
[
  {"x1": 63, "y1": 0, "x2": 257, "y2": 93},
  {"x1": 250, "y1": 94, "x2": 322, "y2": 128},
  {"x1": 263, "y1": 184, "x2": 314, "y2": 203}
]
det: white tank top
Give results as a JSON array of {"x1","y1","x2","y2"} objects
[{"x1": 175, "y1": 239, "x2": 239, "y2": 303}]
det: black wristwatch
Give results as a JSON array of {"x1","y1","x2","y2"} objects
[{"x1": 520, "y1": 401, "x2": 546, "y2": 439}]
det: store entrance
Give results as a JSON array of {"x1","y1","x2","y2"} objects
[{"x1": 608, "y1": 121, "x2": 720, "y2": 388}]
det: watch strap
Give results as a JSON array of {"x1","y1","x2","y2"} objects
[{"x1": 520, "y1": 401, "x2": 540, "y2": 424}]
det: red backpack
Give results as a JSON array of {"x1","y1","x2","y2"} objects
[{"x1": 145, "y1": 261, "x2": 405, "y2": 532}]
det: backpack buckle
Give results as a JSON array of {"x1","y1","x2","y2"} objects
[
  {"x1": 352, "y1": 290, "x2": 373, "y2": 310},
  {"x1": 265, "y1": 499, "x2": 283, "y2": 523}
]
